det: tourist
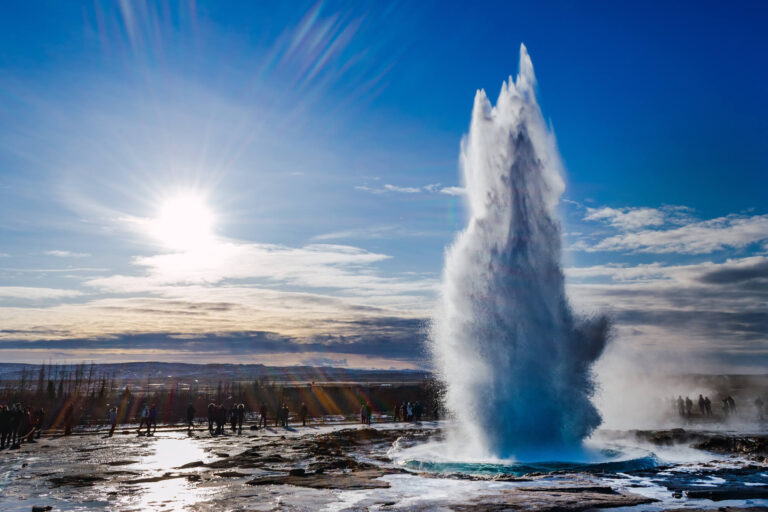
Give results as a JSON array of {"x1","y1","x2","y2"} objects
[
  {"x1": 207, "y1": 403, "x2": 216, "y2": 433},
  {"x1": 722, "y1": 397, "x2": 730, "y2": 417},
  {"x1": 33, "y1": 408, "x2": 45, "y2": 438},
  {"x1": 414, "y1": 401, "x2": 423, "y2": 422},
  {"x1": 684, "y1": 397, "x2": 693, "y2": 417},
  {"x1": 237, "y1": 403, "x2": 245, "y2": 433},
  {"x1": 216, "y1": 404, "x2": 227, "y2": 434},
  {"x1": 259, "y1": 404, "x2": 267, "y2": 429},
  {"x1": 406, "y1": 402, "x2": 413, "y2": 422},
  {"x1": 137, "y1": 403, "x2": 149, "y2": 435},
  {"x1": 698, "y1": 395, "x2": 706, "y2": 416},
  {"x1": 299, "y1": 402, "x2": 308, "y2": 426},
  {"x1": 704, "y1": 396, "x2": 712, "y2": 416},
  {"x1": 281, "y1": 403, "x2": 289, "y2": 427},
  {"x1": 230, "y1": 405, "x2": 238, "y2": 432},
  {"x1": 148, "y1": 404, "x2": 158, "y2": 436},
  {"x1": 108, "y1": 407, "x2": 118, "y2": 437},
  {"x1": 676, "y1": 396, "x2": 685, "y2": 417},
  {"x1": 393, "y1": 403, "x2": 401, "y2": 422},
  {"x1": 186, "y1": 403, "x2": 195, "y2": 433},
  {"x1": 0, "y1": 405, "x2": 10, "y2": 448}
]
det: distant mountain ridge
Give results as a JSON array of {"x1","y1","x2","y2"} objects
[{"x1": 0, "y1": 362, "x2": 430, "y2": 384}]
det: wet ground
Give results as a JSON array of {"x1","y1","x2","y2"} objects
[{"x1": 1, "y1": 421, "x2": 768, "y2": 511}]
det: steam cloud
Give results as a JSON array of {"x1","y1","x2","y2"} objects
[{"x1": 430, "y1": 44, "x2": 609, "y2": 459}]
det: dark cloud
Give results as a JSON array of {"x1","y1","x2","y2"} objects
[
  {"x1": 698, "y1": 260, "x2": 768, "y2": 285},
  {"x1": 0, "y1": 316, "x2": 428, "y2": 362}
]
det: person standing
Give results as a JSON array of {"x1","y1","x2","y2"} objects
[
  {"x1": 186, "y1": 403, "x2": 196, "y2": 434},
  {"x1": 237, "y1": 404, "x2": 245, "y2": 433},
  {"x1": 108, "y1": 407, "x2": 118, "y2": 437},
  {"x1": 299, "y1": 403, "x2": 308, "y2": 427},
  {"x1": 137, "y1": 404, "x2": 149, "y2": 435},
  {"x1": 259, "y1": 404, "x2": 267, "y2": 429},
  {"x1": 207, "y1": 403, "x2": 216, "y2": 433},
  {"x1": 148, "y1": 404, "x2": 158, "y2": 436}
]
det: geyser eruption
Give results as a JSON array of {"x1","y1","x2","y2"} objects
[{"x1": 431, "y1": 44, "x2": 609, "y2": 459}]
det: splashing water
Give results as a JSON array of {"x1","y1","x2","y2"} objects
[{"x1": 430, "y1": 44, "x2": 609, "y2": 460}]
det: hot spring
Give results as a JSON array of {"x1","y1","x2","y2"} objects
[{"x1": 429, "y1": 43, "x2": 609, "y2": 463}]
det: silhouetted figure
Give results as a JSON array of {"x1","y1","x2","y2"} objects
[
  {"x1": 704, "y1": 396, "x2": 712, "y2": 416},
  {"x1": 230, "y1": 406, "x2": 238, "y2": 432},
  {"x1": 259, "y1": 404, "x2": 267, "y2": 429},
  {"x1": 698, "y1": 395, "x2": 706, "y2": 416},
  {"x1": 406, "y1": 402, "x2": 413, "y2": 422},
  {"x1": 727, "y1": 396, "x2": 736, "y2": 414},
  {"x1": 216, "y1": 404, "x2": 227, "y2": 435},
  {"x1": 33, "y1": 408, "x2": 45, "y2": 438},
  {"x1": 137, "y1": 404, "x2": 149, "y2": 435},
  {"x1": 148, "y1": 404, "x2": 158, "y2": 435},
  {"x1": 108, "y1": 407, "x2": 118, "y2": 437},
  {"x1": 676, "y1": 396, "x2": 685, "y2": 417},
  {"x1": 186, "y1": 403, "x2": 195, "y2": 433},
  {"x1": 281, "y1": 404, "x2": 289, "y2": 427},
  {"x1": 207, "y1": 403, "x2": 216, "y2": 433},
  {"x1": 415, "y1": 401, "x2": 423, "y2": 422},
  {"x1": 237, "y1": 404, "x2": 245, "y2": 433},
  {"x1": 393, "y1": 403, "x2": 401, "y2": 422},
  {"x1": 684, "y1": 397, "x2": 693, "y2": 417},
  {"x1": 722, "y1": 397, "x2": 730, "y2": 417},
  {"x1": 63, "y1": 404, "x2": 74, "y2": 436},
  {"x1": 0, "y1": 405, "x2": 10, "y2": 448},
  {"x1": 755, "y1": 397, "x2": 764, "y2": 421},
  {"x1": 299, "y1": 403, "x2": 308, "y2": 426}
]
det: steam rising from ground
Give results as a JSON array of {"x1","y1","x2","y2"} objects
[{"x1": 431, "y1": 44, "x2": 609, "y2": 460}]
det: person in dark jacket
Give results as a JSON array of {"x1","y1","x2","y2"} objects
[
  {"x1": 186, "y1": 403, "x2": 195, "y2": 433},
  {"x1": 207, "y1": 403, "x2": 216, "y2": 433}
]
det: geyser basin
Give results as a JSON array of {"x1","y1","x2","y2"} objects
[
  {"x1": 389, "y1": 438, "x2": 659, "y2": 477},
  {"x1": 431, "y1": 43, "x2": 608, "y2": 458}
]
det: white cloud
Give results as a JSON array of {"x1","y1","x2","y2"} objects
[
  {"x1": 585, "y1": 214, "x2": 768, "y2": 254},
  {"x1": 383, "y1": 184, "x2": 422, "y2": 193},
  {"x1": 584, "y1": 207, "x2": 667, "y2": 230},
  {"x1": 46, "y1": 250, "x2": 91, "y2": 258},
  {"x1": 0, "y1": 287, "x2": 82, "y2": 300},
  {"x1": 440, "y1": 186, "x2": 465, "y2": 196},
  {"x1": 355, "y1": 182, "x2": 463, "y2": 196},
  {"x1": 86, "y1": 241, "x2": 438, "y2": 301}
]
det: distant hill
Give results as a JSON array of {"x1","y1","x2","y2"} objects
[{"x1": 0, "y1": 362, "x2": 430, "y2": 385}]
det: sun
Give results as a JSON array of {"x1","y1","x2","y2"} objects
[{"x1": 150, "y1": 191, "x2": 215, "y2": 250}]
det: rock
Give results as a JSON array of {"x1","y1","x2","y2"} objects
[
  {"x1": 288, "y1": 468, "x2": 306, "y2": 477},
  {"x1": 452, "y1": 487, "x2": 656, "y2": 511},
  {"x1": 32, "y1": 507, "x2": 53, "y2": 512},
  {"x1": 247, "y1": 469, "x2": 393, "y2": 490},
  {"x1": 49, "y1": 474, "x2": 106, "y2": 487},
  {"x1": 685, "y1": 486, "x2": 768, "y2": 501}
]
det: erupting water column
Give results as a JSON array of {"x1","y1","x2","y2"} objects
[{"x1": 431, "y1": 44, "x2": 609, "y2": 460}]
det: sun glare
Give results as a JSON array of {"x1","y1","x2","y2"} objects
[{"x1": 150, "y1": 192, "x2": 215, "y2": 250}]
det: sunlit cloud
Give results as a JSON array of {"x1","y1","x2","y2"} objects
[{"x1": 45, "y1": 250, "x2": 91, "y2": 258}]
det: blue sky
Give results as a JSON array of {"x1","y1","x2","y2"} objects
[{"x1": 0, "y1": 1, "x2": 766, "y2": 370}]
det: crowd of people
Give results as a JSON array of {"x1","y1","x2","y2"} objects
[
  {"x1": 673, "y1": 394, "x2": 766, "y2": 420},
  {"x1": 0, "y1": 404, "x2": 45, "y2": 449},
  {"x1": 205, "y1": 403, "x2": 246, "y2": 435},
  {"x1": 0, "y1": 397, "x2": 434, "y2": 443},
  {"x1": 392, "y1": 401, "x2": 426, "y2": 422}
]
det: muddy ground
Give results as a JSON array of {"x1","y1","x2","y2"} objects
[{"x1": 1, "y1": 422, "x2": 768, "y2": 511}]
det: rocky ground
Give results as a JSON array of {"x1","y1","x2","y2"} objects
[{"x1": 1, "y1": 422, "x2": 768, "y2": 511}]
